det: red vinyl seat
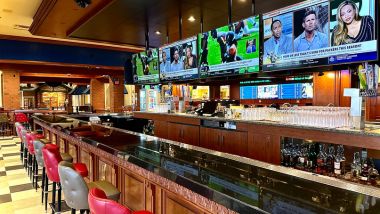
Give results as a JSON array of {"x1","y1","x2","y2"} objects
[
  {"x1": 73, "y1": 162, "x2": 88, "y2": 177},
  {"x1": 88, "y1": 188, "x2": 152, "y2": 214},
  {"x1": 14, "y1": 113, "x2": 29, "y2": 123}
]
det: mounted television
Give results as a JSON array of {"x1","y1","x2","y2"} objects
[
  {"x1": 159, "y1": 36, "x2": 198, "y2": 81},
  {"x1": 258, "y1": 85, "x2": 279, "y2": 99},
  {"x1": 132, "y1": 49, "x2": 160, "y2": 84},
  {"x1": 240, "y1": 83, "x2": 313, "y2": 99},
  {"x1": 262, "y1": 0, "x2": 378, "y2": 71},
  {"x1": 198, "y1": 15, "x2": 260, "y2": 78}
]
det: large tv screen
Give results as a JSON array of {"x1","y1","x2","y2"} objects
[
  {"x1": 240, "y1": 83, "x2": 313, "y2": 99},
  {"x1": 263, "y1": 0, "x2": 377, "y2": 71},
  {"x1": 132, "y1": 49, "x2": 160, "y2": 84},
  {"x1": 159, "y1": 36, "x2": 198, "y2": 81},
  {"x1": 198, "y1": 15, "x2": 260, "y2": 78}
]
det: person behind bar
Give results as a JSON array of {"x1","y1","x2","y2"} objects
[
  {"x1": 264, "y1": 19, "x2": 293, "y2": 63},
  {"x1": 294, "y1": 9, "x2": 328, "y2": 52},
  {"x1": 331, "y1": 0, "x2": 374, "y2": 46}
]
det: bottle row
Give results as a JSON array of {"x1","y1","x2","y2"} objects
[{"x1": 281, "y1": 138, "x2": 380, "y2": 187}]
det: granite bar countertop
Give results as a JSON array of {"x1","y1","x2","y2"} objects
[
  {"x1": 134, "y1": 111, "x2": 380, "y2": 137},
  {"x1": 33, "y1": 115, "x2": 380, "y2": 214}
]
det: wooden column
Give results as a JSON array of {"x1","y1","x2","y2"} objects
[
  {"x1": 109, "y1": 75, "x2": 125, "y2": 113},
  {"x1": 90, "y1": 78, "x2": 106, "y2": 113}
]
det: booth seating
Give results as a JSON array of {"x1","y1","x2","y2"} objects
[
  {"x1": 58, "y1": 161, "x2": 120, "y2": 213},
  {"x1": 42, "y1": 144, "x2": 89, "y2": 213},
  {"x1": 88, "y1": 188, "x2": 152, "y2": 214}
]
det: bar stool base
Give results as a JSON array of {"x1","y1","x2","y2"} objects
[{"x1": 49, "y1": 200, "x2": 70, "y2": 214}]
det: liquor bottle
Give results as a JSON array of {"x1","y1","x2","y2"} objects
[
  {"x1": 368, "y1": 158, "x2": 379, "y2": 185},
  {"x1": 326, "y1": 145, "x2": 335, "y2": 175},
  {"x1": 351, "y1": 152, "x2": 361, "y2": 179},
  {"x1": 282, "y1": 143, "x2": 291, "y2": 167},
  {"x1": 316, "y1": 144, "x2": 326, "y2": 174},
  {"x1": 307, "y1": 144, "x2": 317, "y2": 171},
  {"x1": 359, "y1": 149, "x2": 369, "y2": 182},
  {"x1": 334, "y1": 145, "x2": 346, "y2": 176},
  {"x1": 297, "y1": 143, "x2": 307, "y2": 170},
  {"x1": 280, "y1": 142, "x2": 286, "y2": 166}
]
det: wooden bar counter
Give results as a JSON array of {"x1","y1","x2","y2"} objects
[
  {"x1": 133, "y1": 111, "x2": 380, "y2": 164},
  {"x1": 33, "y1": 114, "x2": 380, "y2": 214}
]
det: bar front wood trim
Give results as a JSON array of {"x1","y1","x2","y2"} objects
[{"x1": 34, "y1": 119, "x2": 236, "y2": 214}]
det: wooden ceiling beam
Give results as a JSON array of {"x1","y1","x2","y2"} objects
[
  {"x1": 0, "y1": 60, "x2": 124, "y2": 76},
  {"x1": 20, "y1": 76, "x2": 91, "y2": 84}
]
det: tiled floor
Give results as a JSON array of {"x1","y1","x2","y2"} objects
[{"x1": 0, "y1": 137, "x2": 71, "y2": 214}]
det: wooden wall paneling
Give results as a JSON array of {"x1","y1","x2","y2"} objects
[
  {"x1": 154, "y1": 120, "x2": 168, "y2": 139},
  {"x1": 366, "y1": 96, "x2": 380, "y2": 121},
  {"x1": 221, "y1": 130, "x2": 248, "y2": 157},
  {"x1": 313, "y1": 71, "x2": 339, "y2": 106},
  {"x1": 68, "y1": 143, "x2": 78, "y2": 162},
  {"x1": 80, "y1": 148, "x2": 92, "y2": 182},
  {"x1": 52, "y1": 133, "x2": 57, "y2": 144},
  {"x1": 199, "y1": 127, "x2": 221, "y2": 151},
  {"x1": 98, "y1": 158, "x2": 116, "y2": 185},
  {"x1": 162, "y1": 190, "x2": 204, "y2": 214},
  {"x1": 339, "y1": 70, "x2": 351, "y2": 107},
  {"x1": 45, "y1": 130, "x2": 50, "y2": 141},
  {"x1": 230, "y1": 82, "x2": 240, "y2": 100},
  {"x1": 145, "y1": 181, "x2": 156, "y2": 213},
  {"x1": 59, "y1": 138, "x2": 66, "y2": 154},
  {"x1": 181, "y1": 124, "x2": 200, "y2": 146},
  {"x1": 122, "y1": 170, "x2": 146, "y2": 211}
]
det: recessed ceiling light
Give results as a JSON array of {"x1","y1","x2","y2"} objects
[
  {"x1": 155, "y1": 30, "x2": 161, "y2": 35},
  {"x1": 239, "y1": 0, "x2": 247, "y2": 2},
  {"x1": 188, "y1": 16, "x2": 196, "y2": 22}
]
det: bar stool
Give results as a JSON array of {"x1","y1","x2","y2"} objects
[
  {"x1": 15, "y1": 122, "x2": 25, "y2": 161},
  {"x1": 88, "y1": 188, "x2": 152, "y2": 214},
  {"x1": 58, "y1": 161, "x2": 121, "y2": 214},
  {"x1": 14, "y1": 112, "x2": 30, "y2": 130},
  {"x1": 20, "y1": 129, "x2": 29, "y2": 169},
  {"x1": 26, "y1": 132, "x2": 45, "y2": 181},
  {"x1": 35, "y1": 142, "x2": 74, "y2": 211},
  {"x1": 42, "y1": 144, "x2": 89, "y2": 213}
]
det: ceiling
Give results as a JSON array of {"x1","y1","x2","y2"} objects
[
  {"x1": 0, "y1": 0, "x2": 304, "y2": 84},
  {"x1": 70, "y1": 0, "x2": 304, "y2": 47},
  {"x1": 0, "y1": 0, "x2": 42, "y2": 36}
]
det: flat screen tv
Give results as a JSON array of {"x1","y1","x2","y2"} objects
[
  {"x1": 159, "y1": 36, "x2": 198, "y2": 81},
  {"x1": 240, "y1": 83, "x2": 313, "y2": 99},
  {"x1": 198, "y1": 15, "x2": 260, "y2": 78},
  {"x1": 132, "y1": 49, "x2": 160, "y2": 84},
  {"x1": 262, "y1": 0, "x2": 378, "y2": 71}
]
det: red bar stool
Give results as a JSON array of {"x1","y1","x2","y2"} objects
[
  {"x1": 88, "y1": 188, "x2": 152, "y2": 214},
  {"x1": 42, "y1": 144, "x2": 89, "y2": 213},
  {"x1": 14, "y1": 112, "x2": 30, "y2": 130}
]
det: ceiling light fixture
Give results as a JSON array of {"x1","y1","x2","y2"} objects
[
  {"x1": 74, "y1": 0, "x2": 92, "y2": 8},
  {"x1": 155, "y1": 30, "x2": 161, "y2": 35},
  {"x1": 188, "y1": 16, "x2": 196, "y2": 22}
]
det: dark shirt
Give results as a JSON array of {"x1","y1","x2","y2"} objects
[{"x1": 332, "y1": 16, "x2": 374, "y2": 46}]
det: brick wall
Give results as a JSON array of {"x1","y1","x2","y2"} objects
[
  {"x1": 90, "y1": 78, "x2": 105, "y2": 112},
  {"x1": 3, "y1": 70, "x2": 20, "y2": 110},
  {"x1": 109, "y1": 75, "x2": 124, "y2": 112}
]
